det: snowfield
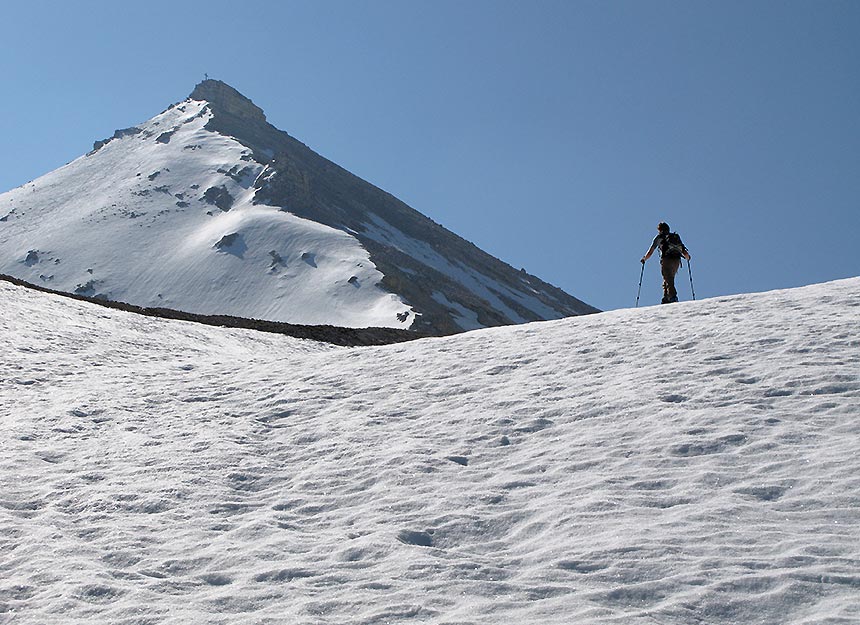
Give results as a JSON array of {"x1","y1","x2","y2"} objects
[{"x1": 1, "y1": 278, "x2": 859, "y2": 624}]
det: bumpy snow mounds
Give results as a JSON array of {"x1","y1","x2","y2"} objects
[
  {"x1": 1, "y1": 278, "x2": 859, "y2": 624},
  {"x1": 0, "y1": 100, "x2": 414, "y2": 329}
]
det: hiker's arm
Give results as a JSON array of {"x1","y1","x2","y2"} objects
[
  {"x1": 641, "y1": 242, "x2": 657, "y2": 264},
  {"x1": 683, "y1": 249, "x2": 691, "y2": 261}
]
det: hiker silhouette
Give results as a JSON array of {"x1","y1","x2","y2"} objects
[{"x1": 641, "y1": 222, "x2": 691, "y2": 304}]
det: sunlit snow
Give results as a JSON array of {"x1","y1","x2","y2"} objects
[
  {"x1": 0, "y1": 100, "x2": 414, "y2": 329},
  {"x1": 1, "y1": 278, "x2": 859, "y2": 624}
]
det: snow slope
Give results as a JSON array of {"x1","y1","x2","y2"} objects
[
  {"x1": 0, "y1": 99, "x2": 414, "y2": 329},
  {"x1": 1, "y1": 278, "x2": 859, "y2": 624}
]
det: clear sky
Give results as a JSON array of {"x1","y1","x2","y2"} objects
[{"x1": 2, "y1": 0, "x2": 858, "y2": 311}]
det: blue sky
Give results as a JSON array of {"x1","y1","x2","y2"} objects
[{"x1": 2, "y1": 0, "x2": 858, "y2": 311}]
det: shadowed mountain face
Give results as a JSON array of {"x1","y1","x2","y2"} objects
[{"x1": 190, "y1": 80, "x2": 598, "y2": 334}]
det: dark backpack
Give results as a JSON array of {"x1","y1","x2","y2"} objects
[{"x1": 659, "y1": 232, "x2": 686, "y2": 258}]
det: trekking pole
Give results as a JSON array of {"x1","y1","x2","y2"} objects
[
  {"x1": 636, "y1": 261, "x2": 645, "y2": 307},
  {"x1": 688, "y1": 259, "x2": 696, "y2": 301}
]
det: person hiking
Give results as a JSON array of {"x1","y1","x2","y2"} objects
[{"x1": 641, "y1": 222, "x2": 691, "y2": 304}]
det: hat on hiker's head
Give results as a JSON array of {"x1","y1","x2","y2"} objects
[{"x1": 658, "y1": 222, "x2": 670, "y2": 233}]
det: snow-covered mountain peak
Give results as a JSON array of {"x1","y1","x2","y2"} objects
[
  {"x1": 0, "y1": 81, "x2": 597, "y2": 333},
  {"x1": 1, "y1": 96, "x2": 412, "y2": 328}
]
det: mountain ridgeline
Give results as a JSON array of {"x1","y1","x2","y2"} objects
[
  {"x1": 191, "y1": 80, "x2": 597, "y2": 334},
  {"x1": 0, "y1": 80, "x2": 597, "y2": 334}
]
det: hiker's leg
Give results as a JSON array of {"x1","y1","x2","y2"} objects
[{"x1": 661, "y1": 257, "x2": 681, "y2": 301}]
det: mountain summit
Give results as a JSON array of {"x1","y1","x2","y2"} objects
[
  {"x1": 190, "y1": 80, "x2": 267, "y2": 124},
  {"x1": 0, "y1": 80, "x2": 597, "y2": 333}
]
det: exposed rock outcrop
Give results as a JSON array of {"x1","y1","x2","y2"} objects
[
  {"x1": 91, "y1": 127, "x2": 143, "y2": 153},
  {"x1": 190, "y1": 80, "x2": 267, "y2": 124},
  {"x1": 202, "y1": 185, "x2": 235, "y2": 211}
]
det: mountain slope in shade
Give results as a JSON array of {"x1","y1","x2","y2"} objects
[
  {"x1": 1, "y1": 278, "x2": 859, "y2": 624},
  {"x1": 0, "y1": 80, "x2": 597, "y2": 334}
]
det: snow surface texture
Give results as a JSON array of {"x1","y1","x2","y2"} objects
[
  {"x1": 0, "y1": 100, "x2": 414, "y2": 329},
  {"x1": 2, "y1": 278, "x2": 859, "y2": 624}
]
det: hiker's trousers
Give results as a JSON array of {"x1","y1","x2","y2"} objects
[{"x1": 661, "y1": 256, "x2": 682, "y2": 302}]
